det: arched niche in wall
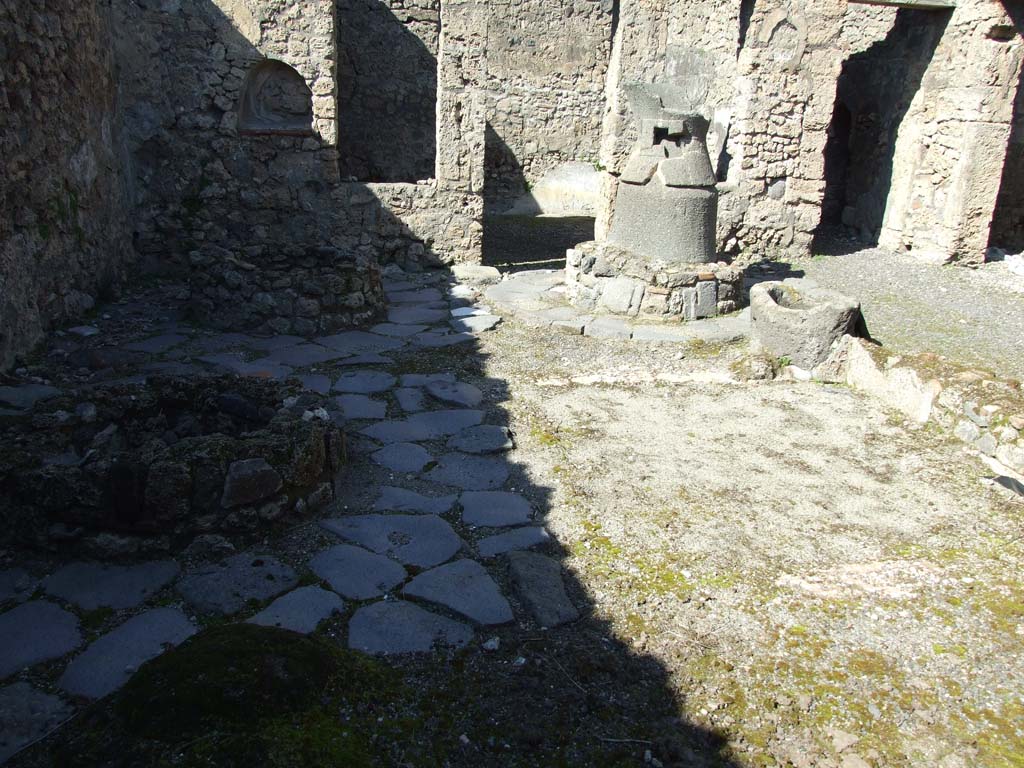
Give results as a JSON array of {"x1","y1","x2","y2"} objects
[{"x1": 238, "y1": 59, "x2": 314, "y2": 135}]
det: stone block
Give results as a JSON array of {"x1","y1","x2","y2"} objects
[{"x1": 751, "y1": 280, "x2": 862, "y2": 369}]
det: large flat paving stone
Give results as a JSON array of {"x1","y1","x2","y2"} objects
[
  {"x1": 315, "y1": 331, "x2": 404, "y2": 356},
  {"x1": 258, "y1": 344, "x2": 350, "y2": 367},
  {"x1": 335, "y1": 394, "x2": 387, "y2": 420},
  {"x1": 361, "y1": 410, "x2": 484, "y2": 444},
  {"x1": 450, "y1": 305, "x2": 492, "y2": 317},
  {"x1": 374, "y1": 486, "x2": 456, "y2": 515},
  {"x1": 448, "y1": 425, "x2": 514, "y2": 454},
  {"x1": 394, "y1": 387, "x2": 426, "y2": 412},
  {"x1": 0, "y1": 683, "x2": 72, "y2": 764},
  {"x1": 297, "y1": 374, "x2": 332, "y2": 394},
  {"x1": 372, "y1": 443, "x2": 432, "y2": 473},
  {"x1": 333, "y1": 370, "x2": 397, "y2": 394},
  {"x1": 387, "y1": 307, "x2": 448, "y2": 325},
  {"x1": 0, "y1": 568, "x2": 37, "y2": 604},
  {"x1": 339, "y1": 353, "x2": 394, "y2": 366},
  {"x1": 424, "y1": 453, "x2": 509, "y2": 490},
  {"x1": 426, "y1": 380, "x2": 483, "y2": 408},
  {"x1": 348, "y1": 601, "x2": 473, "y2": 655},
  {"x1": 0, "y1": 601, "x2": 82, "y2": 678},
  {"x1": 387, "y1": 288, "x2": 444, "y2": 304},
  {"x1": 413, "y1": 332, "x2": 475, "y2": 348},
  {"x1": 584, "y1": 317, "x2": 633, "y2": 340},
  {"x1": 123, "y1": 333, "x2": 188, "y2": 354},
  {"x1": 196, "y1": 352, "x2": 293, "y2": 380},
  {"x1": 409, "y1": 409, "x2": 485, "y2": 437},
  {"x1": 247, "y1": 586, "x2": 344, "y2": 634},
  {"x1": 44, "y1": 560, "x2": 180, "y2": 610},
  {"x1": 507, "y1": 552, "x2": 580, "y2": 628},
  {"x1": 58, "y1": 608, "x2": 196, "y2": 699},
  {"x1": 0, "y1": 384, "x2": 61, "y2": 411},
  {"x1": 246, "y1": 334, "x2": 306, "y2": 351},
  {"x1": 460, "y1": 491, "x2": 532, "y2": 527},
  {"x1": 361, "y1": 419, "x2": 433, "y2": 443},
  {"x1": 309, "y1": 544, "x2": 407, "y2": 599},
  {"x1": 370, "y1": 323, "x2": 428, "y2": 338},
  {"x1": 403, "y1": 560, "x2": 513, "y2": 626},
  {"x1": 478, "y1": 526, "x2": 552, "y2": 559},
  {"x1": 176, "y1": 553, "x2": 298, "y2": 615},
  {"x1": 399, "y1": 373, "x2": 455, "y2": 387},
  {"x1": 450, "y1": 315, "x2": 502, "y2": 334},
  {"x1": 321, "y1": 514, "x2": 461, "y2": 568}
]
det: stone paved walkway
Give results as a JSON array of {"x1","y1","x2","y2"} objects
[{"x1": 0, "y1": 266, "x2": 581, "y2": 763}]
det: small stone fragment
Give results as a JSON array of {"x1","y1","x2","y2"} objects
[
  {"x1": 0, "y1": 569, "x2": 36, "y2": 604},
  {"x1": 394, "y1": 387, "x2": 426, "y2": 412},
  {"x1": 450, "y1": 315, "x2": 502, "y2": 334},
  {"x1": 400, "y1": 373, "x2": 455, "y2": 387}
]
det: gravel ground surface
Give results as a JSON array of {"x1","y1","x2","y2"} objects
[
  {"x1": 5, "y1": 261, "x2": 1024, "y2": 767},
  {"x1": 784, "y1": 247, "x2": 1024, "y2": 380}
]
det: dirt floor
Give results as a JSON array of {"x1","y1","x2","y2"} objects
[
  {"x1": 13, "y1": 302, "x2": 1023, "y2": 767},
  {"x1": 473, "y1": 322, "x2": 1024, "y2": 768}
]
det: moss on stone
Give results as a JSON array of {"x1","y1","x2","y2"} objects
[{"x1": 21, "y1": 624, "x2": 406, "y2": 767}]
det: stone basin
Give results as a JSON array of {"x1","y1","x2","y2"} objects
[{"x1": 749, "y1": 279, "x2": 862, "y2": 369}]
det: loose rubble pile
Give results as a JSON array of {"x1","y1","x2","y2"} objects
[{"x1": 0, "y1": 376, "x2": 344, "y2": 553}]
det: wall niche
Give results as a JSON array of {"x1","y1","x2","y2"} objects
[{"x1": 238, "y1": 59, "x2": 314, "y2": 135}]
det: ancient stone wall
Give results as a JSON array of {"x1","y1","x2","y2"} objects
[
  {"x1": 113, "y1": 0, "x2": 483, "y2": 284},
  {"x1": 598, "y1": 0, "x2": 1022, "y2": 264},
  {"x1": 337, "y1": 0, "x2": 440, "y2": 182},
  {"x1": 483, "y1": 0, "x2": 613, "y2": 209},
  {"x1": 990, "y1": 76, "x2": 1024, "y2": 252},
  {"x1": 0, "y1": 0, "x2": 134, "y2": 370},
  {"x1": 877, "y1": 0, "x2": 1023, "y2": 263}
]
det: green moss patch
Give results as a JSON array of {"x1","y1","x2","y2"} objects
[{"x1": 18, "y1": 624, "x2": 405, "y2": 768}]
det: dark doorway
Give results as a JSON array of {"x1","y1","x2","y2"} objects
[
  {"x1": 988, "y1": 12, "x2": 1024, "y2": 252},
  {"x1": 336, "y1": 0, "x2": 438, "y2": 182},
  {"x1": 813, "y1": 8, "x2": 950, "y2": 252}
]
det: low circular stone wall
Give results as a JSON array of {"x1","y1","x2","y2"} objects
[
  {"x1": 0, "y1": 376, "x2": 346, "y2": 555},
  {"x1": 565, "y1": 240, "x2": 744, "y2": 320},
  {"x1": 188, "y1": 245, "x2": 384, "y2": 335}
]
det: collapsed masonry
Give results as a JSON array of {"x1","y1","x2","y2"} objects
[{"x1": 2, "y1": 0, "x2": 1023, "y2": 366}]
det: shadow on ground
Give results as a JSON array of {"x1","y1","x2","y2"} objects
[{"x1": 6, "y1": 265, "x2": 741, "y2": 768}]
